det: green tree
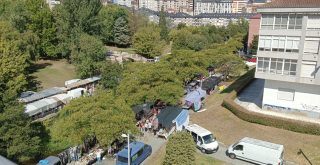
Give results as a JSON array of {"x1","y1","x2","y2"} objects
[
  {"x1": 249, "y1": 35, "x2": 259, "y2": 55},
  {"x1": 117, "y1": 62, "x2": 184, "y2": 106},
  {"x1": 24, "y1": 0, "x2": 57, "y2": 58},
  {"x1": 114, "y1": 17, "x2": 131, "y2": 47},
  {"x1": 54, "y1": 0, "x2": 102, "y2": 57},
  {"x1": 71, "y1": 33, "x2": 106, "y2": 78},
  {"x1": 0, "y1": 103, "x2": 42, "y2": 162},
  {"x1": 98, "y1": 5, "x2": 129, "y2": 44},
  {"x1": 163, "y1": 132, "x2": 196, "y2": 165},
  {"x1": 100, "y1": 61, "x2": 123, "y2": 91},
  {"x1": 0, "y1": 21, "x2": 30, "y2": 108},
  {"x1": 159, "y1": 6, "x2": 168, "y2": 41},
  {"x1": 133, "y1": 25, "x2": 165, "y2": 58},
  {"x1": 47, "y1": 91, "x2": 138, "y2": 150}
]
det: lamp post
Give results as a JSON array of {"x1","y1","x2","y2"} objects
[{"x1": 121, "y1": 133, "x2": 130, "y2": 165}]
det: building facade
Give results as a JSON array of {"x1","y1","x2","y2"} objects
[
  {"x1": 255, "y1": 0, "x2": 320, "y2": 117},
  {"x1": 232, "y1": 0, "x2": 248, "y2": 13},
  {"x1": 194, "y1": 0, "x2": 233, "y2": 15},
  {"x1": 247, "y1": 14, "x2": 261, "y2": 54}
]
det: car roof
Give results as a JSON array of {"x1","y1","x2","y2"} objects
[
  {"x1": 240, "y1": 137, "x2": 284, "y2": 151},
  {"x1": 185, "y1": 124, "x2": 212, "y2": 137},
  {"x1": 117, "y1": 141, "x2": 146, "y2": 158}
]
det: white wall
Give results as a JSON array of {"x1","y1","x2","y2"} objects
[{"x1": 263, "y1": 80, "x2": 320, "y2": 112}]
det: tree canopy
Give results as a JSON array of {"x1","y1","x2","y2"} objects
[
  {"x1": 117, "y1": 62, "x2": 184, "y2": 106},
  {"x1": 46, "y1": 91, "x2": 138, "y2": 151},
  {"x1": 163, "y1": 132, "x2": 196, "y2": 165}
]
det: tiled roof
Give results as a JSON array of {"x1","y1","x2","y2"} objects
[{"x1": 261, "y1": 0, "x2": 320, "y2": 8}]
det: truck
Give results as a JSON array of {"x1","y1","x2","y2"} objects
[{"x1": 227, "y1": 137, "x2": 284, "y2": 165}]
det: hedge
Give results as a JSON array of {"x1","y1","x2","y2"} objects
[{"x1": 221, "y1": 69, "x2": 320, "y2": 135}]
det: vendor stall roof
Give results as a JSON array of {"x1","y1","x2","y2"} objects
[
  {"x1": 37, "y1": 156, "x2": 60, "y2": 165},
  {"x1": 25, "y1": 98, "x2": 62, "y2": 116},
  {"x1": 66, "y1": 76, "x2": 101, "y2": 89},
  {"x1": 0, "y1": 155, "x2": 17, "y2": 165},
  {"x1": 157, "y1": 106, "x2": 182, "y2": 130},
  {"x1": 20, "y1": 87, "x2": 66, "y2": 103},
  {"x1": 132, "y1": 102, "x2": 153, "y2": 114},
  {"x1": 201, "y1": 76, "x2": 221, "y2": 91},
  {"x1": 184, "y1": 88, "x2": 206, "y2": 104}
]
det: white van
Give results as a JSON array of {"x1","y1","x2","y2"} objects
[
  {"x1": 227, "y1": 137, "x2": 284, "y2": 165},
  {"x1": 185, "y1": 124, "x2": 219, "y2": 153}
]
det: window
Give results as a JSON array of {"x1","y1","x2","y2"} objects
[
  {"x1": 304, "y1": 38, "x2": 320, "y2": 54},
  {"x1": 270, "y1": 58, "x2": 277, "y2": 74},
  {"x1": 283, "y1": 59, "x2": 297, "y2": 76},
  {"x1": 307, "y1": 15, "x2": 320, "y2": 30},
  {"x1": 288, "y1": 14, "x2": 302, "y2": 29},
  {"x1": 274, "y1": 15, "x2": 288, "y2": 29},
  {"x1": 191, "y1": 132, "x2": 197, "y2": 142},
  {"x1": 276, "y1": 58, "x2": 284, "y2": 74},
  {"x1": 286, "y1": 37, "x2": 300, "y2": 53},
  {"x1": 301, "y1": 61, "x2": 317, "y2": 78},
  {"x1": 257, "y1": 57, "x2": 270, "y2": 73},
  {"x1": 272, "y1": 36, "x2": 286, "y2": 52},
  {"x1": 278, "y1": 88, "x2": 295, "y2": 101},
  {"x1": 259, "y1": 36, "x2": 272, "y2": 51},
  {"x1": 234, "y1": 145, "x2": 243, "y2": 151},
  {"x1": 261, "y1": 15, "x2": 274, "y2": 29},
  {"x1": 257, "y1": 58, "x2": 297, "y2": 76}
]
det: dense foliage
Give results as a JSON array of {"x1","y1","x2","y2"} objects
[
  {"x1": 117, "y1": 62, "x2": 184, "y2": 106},
  {"x1": 46, "y1": 91, "x2": 138, "y2": 151},
  {"x1": 163, "y1": 132, "x2": 196, "y2": 165}
]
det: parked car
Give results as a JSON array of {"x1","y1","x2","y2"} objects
[
  {"x1": 185, "y1": 124, "x2": 219, "y2": 153},
  {"x1": 37, "y1": 156, "x2": 61, "y2": 165},
  {"x1": 116, "y1": 141, "x2": 152, "y2": 165},
  {"x1": 227, "y1": 137, "x2": 284, "y2": 165}
]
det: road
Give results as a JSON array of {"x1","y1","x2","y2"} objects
[{"x1": 99, "y1": 135, "x2": 296, "y2": 165}]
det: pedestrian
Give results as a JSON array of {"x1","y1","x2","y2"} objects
[
  {"x1": 144, "y1": 121, "x2": 148, "y2": 132},
  {"x1": 96, "y1": 150, "x2": 101, "y2": 163},
  {"x1": 148, "y1": 121, "x2": 152, "y2": 132}
]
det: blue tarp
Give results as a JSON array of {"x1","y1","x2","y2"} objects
[
  {"x1": 184, "y1": 88, "x2": 206, "y2": 104},
  {"x1": 175, "y1": 110, "x2": 188, "y2": 127}
]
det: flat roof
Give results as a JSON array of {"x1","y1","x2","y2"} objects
[
  {"x1": 185, "y1": 124, "x2": 212, "y2": 137},
  {"x1": 20, "y1": 87, "x2": 65, "y2": 103},
  {"x1": 240, "y1": 137, "x2": 284, "y2": 151},
  {"x1": 117, "y1": 141, "x2": 146, "y2": 157},
  {"x1": 260, "y1": 0, "x2": 320, "y2": 8}
]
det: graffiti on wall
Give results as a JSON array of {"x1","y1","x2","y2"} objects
[{"x1": 301, "y1": 104, "x2": 320, "y2": 112}]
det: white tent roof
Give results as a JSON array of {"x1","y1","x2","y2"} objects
[{"x1": 25, "y1": 98, "x2": 61, "y2": 116}]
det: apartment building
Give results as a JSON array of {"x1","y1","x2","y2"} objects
[
  {"x1": 255, "y1": 0, "x2": 320, "y2": 116},
  {"x1": 113, "y1": 0, "x2": 133, "y2": 7},
  {"x1": 232, "y1": 0, "x2": 248, "y2": 13},
  {"x1": 194, "y1": 0, "x2": 233, "y2": 15}
]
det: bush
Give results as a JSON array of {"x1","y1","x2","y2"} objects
[
  {"x1": 163, "y1": 132, "x2": 196, "y2": 165},
  {"x1": 222, "y1": 69, "x2": 320, "y2": 135}
]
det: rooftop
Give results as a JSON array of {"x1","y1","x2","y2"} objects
[
  {"x1": 117, "y1": 141, "x2": 146, "y2": 157},
  {"x1": 185, "y1": 124, "x2": 212, "y2": 137},
  {"x1": 240, "y1": 137, "x2": 283, "y2": 151},
  {"x1": 260, "y1": 0, "x2": 320, "y2": 8}
]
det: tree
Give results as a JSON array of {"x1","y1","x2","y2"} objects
[
  {"x1": 0, "y1": 103, "x2": 42, "y2": 162},
  {"x1": 98, "y1": 5, "x2": 129, "y2": 44},
  {"x1": 133, "y1": 25, "x2": 165, "y2": 58},
  {"x1": 163, "y1": 132, "x2": 196, "y2": 165},
  {"x1": 54, "y1": 0, "x2": 102, "y2": 58},
  {"x1": 71, "y1": 33, "x2": 106, "y2": 78},
  {"x1": 117, "y1": 62, "x2": 184, "y2": 106},
  {"x1": 114, "y1": 17, "x2": 131, "y2": 47},
  {"x1": 100, "y1": 61, "x2": 123, "y2": 91},
  {"x1": 159, "y1": 6, "x2": 168, "y2": 41},
  {"x1": 0, "y1": 21, "x2": 31, "y2": 108},
  {"x1": 249, "y1": 35, "x2": 259, "y2": 55},
  {"x1": 47, "y1": 91, "x2": 138, "y2": 150},
  {"x1": 24, "y1": 0, "x2": 57, "y2": 58}
]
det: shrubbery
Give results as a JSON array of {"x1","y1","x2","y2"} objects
[{"x1": 222, "y1": 69, "x2": 320, "y2": 135}]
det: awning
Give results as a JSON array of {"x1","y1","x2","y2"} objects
[
  {"x1": 175, "y1": 110, "x2": 189, "y2": 127},
  {"x1": 184, "y1": 88, "x2": 206, "y2": 104}
]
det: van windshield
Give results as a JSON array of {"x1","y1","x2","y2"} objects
[
  {"x1": 203, "y1": 134, "x2": 215, "y2": 144},
  {"x1": 118, "y1": 156, "x2": 128, "y2": 163}
]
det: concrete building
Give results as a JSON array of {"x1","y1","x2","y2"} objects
[
  {"x1": 194, "y1": 0, "x2": 233, "y2": 15},
  {"x1": 232, "y1": 0, "x2": 248, "y2": 13},
  {"x1": 255, "y1": 0, "x2": 320, "y2": 117},
  {"x1": 113, "y1": 0, "x2": 133, "y2": 7}
]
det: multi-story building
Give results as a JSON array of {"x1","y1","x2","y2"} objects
[
  {"x1": 113, "y1": 0, "x2": 133, "y2": 7},
  {"x1": 139, "y1": 0, "x2": 158, "y2": 11},
  {"x1": 255, "y1": 0, "x2": 320, "y2": 117},
  {"x1": 232, "y1": 0, "x2": 248, "y2": 13},
  {"x1": 194, "y1": 0, "x2": 233, "y2": 15}
]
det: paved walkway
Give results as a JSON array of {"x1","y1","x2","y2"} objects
[{"x1": 235, "y1": 79, "x2": 320, "y2": 125}]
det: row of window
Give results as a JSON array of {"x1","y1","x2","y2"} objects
[
  {"x1": 261, "y1": 14, "x2": 302, "y2": 30},
  {"x1": 259, "y1": 36, "x2": 300, "y2": 53},
  {"x1": 261, "y1": 14, "x2": 320, "y2": 30},
  {"x1": 257, "y1": 58, "x2": 297, "y2": 76},
  {"x1": 257, "y1": 58, "x2": 317, "y2": 78}
]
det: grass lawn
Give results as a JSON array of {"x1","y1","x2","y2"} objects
[
  {"x1": 31, "y1": 59, "x2": 77, "y2": 90},
  {"x1": 191, "y1": 81, "x2": 320, "y2": 165}
]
